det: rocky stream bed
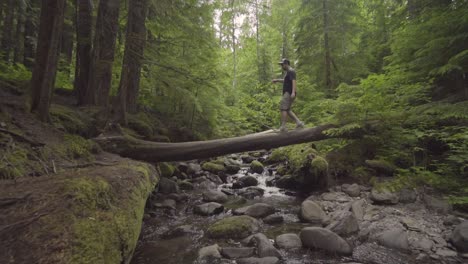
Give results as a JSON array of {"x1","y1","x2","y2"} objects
[{"x1": 130, "y1": 152, "x2": 468, "y2": 264}]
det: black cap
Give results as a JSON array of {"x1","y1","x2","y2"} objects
[{"x1": 278, "y1": 58, "x2": 290, "y2": 65}]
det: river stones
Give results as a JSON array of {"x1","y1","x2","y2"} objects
[
  {"x1": 250, "y1": 160, "x2": 265, "y2": 174},
  {"x1": 248, "y1": 233, "x2": 281, "y2": 258},
  {"x1": 198, "y1": 244, "x2": 221, "y2": 260},
  {"x1": 158, "y1": 177, "x2": 179, "y2": 194},
  {"x1": 299, "y1": 227, "x2": 352, "y2": 255},
  {"x1": 203, "y1": 189, "x2": 228, "y2": 203},
  {"x1": 220, "y1": 247, "x2": 255, "y2": 259},
  {"x1": 263, "y1": 214, "x2": 284, "y2": 225},
  {"x1": 233, "y1": 176, "x2": 259, "y2": 189},
  {"x1": 327, "y1": 210, "x2": 359, "y2": 236},
  {"x1": 352, "y1": 243, "x2": 409, "y2": 264},
  {"x1": 202, "y1": 162, "x2": 225, "y2": 174},
  {"x1": 226, "y1": 164, "x2": 241, "y2": 174},
  {"x1": 186, "y1": 162, "x2": 202, "y2": 175},
  {"x1": 241, "y1": 155, "x2": 255, "y2": 164},
  {"x1": 207, "y1": 215, "x2": 260, "y2": 239},
  {"x1": 320, "y1": 192, "x2": 351, "y2": 202},
  {"x1": 275, "y1": 233, "x2": 302, "y2": 249},
  {"x1": 275, "y1": 175, "x2": 296, "y2": 189},
  {"x1": 370, "y1": 188, "x2": 399, "y2": 205},
  {"x1": 178, "y1": 180, "x2": 193, "y2": 190},
  {"x1": 238, "y1": 187, "x2": 264, "y2": 199},
  {"x1": 237, "y1": 257, "x2": 280, "y2": 264},
  {"x1": 351, "y1": 199, "x2": 365, "y2": 220},
  {"x1": 194, "y1": 202, "x2": 224, "y2": 216},
  {"x1": 342, "y1": 183, "x2": 361, "y2": 197},
  {"x1": 300, "y1": 200, "x2": 329, "y2": 225},
  {"x1": 376, "y1": 228, "x2": 409, "y2": 251},
  {"x1": 243, "y1": 203, "x2": 275, "y2": 218},
  {"x1": 451, "y1": 221, "x2": 468, "y2": 252},
  {"x1": 423, "y1": 194, "x2": 452, "y2": 214}
]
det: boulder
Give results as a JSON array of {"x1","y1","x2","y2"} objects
[
  {"x1": 376, "y1": 228, "x2": 409, "y2": 251},
  {"x1": 300, "y1": 200, "x2": 329, "y2": 225},
  {"x1": 203, "y1": 189, "x2": 228, "y2": 203},
  {"x1": 158, "y1": 177, "x2": 179, "y2": 194},
  {"x1": 300, "y1": 227, "x2": 352, "y2": 255},
  {"x1": 250, "y1": 160, "x2": 265, "y2": 174},
  {"x1": 451, "y1": 221, "x2": 468, "y2": 252},
  {"x1": 207, "y1": 216, "x2": 260, "y2": 239},
  {"x1": 263, "y1": 215, "x2": 284, "y2": 225},
  {"x1": 370, "y1": 188, "x2": 399, "y2": 205},
  {"x1": 423, "y1": 195, "x2": 452, "y2": 214},
  {"x1": 249, "y1": 233, "x2": 281, "y2": 258},
  {"x1": 275, "y1": 233, "x2": 302, "y2": 249},
  {"x1": 342, "y1": 183, "x2": 361, "y2": 197},
  {"x1": 239, "y1": 176, "x2": 259, "y2": 187},
  {"x1": 220, "y1": 247, "x2": 255, "y2": 259},
  {"x1": 443, "y1": 215, "x2": 462, "y2": 226},
  {"x1": 351, "y1": 199, "x2": 365, "y2": 220},
  {"x1": 244, "y1": 203, "x2": 275, "y2": 218},
  {"x1": 237, "y1": 257, "x2": 280, "y2": 264},
  {"x1": 159, "y1": 162, "x2": 175, "y2": 178},
  {"x1": 194, "y1": 202, "x2": 224, "y2": 216},
  {"x1": 198, "y1": 244, "x2": 221, "y2": 260},
  {"x1": 328, "y1": 210, "x2": 359, "y2": 236}
]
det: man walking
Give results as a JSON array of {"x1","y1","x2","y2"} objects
[{"x1": 272, "y1": 58, "x2": 304, "y2": 132}]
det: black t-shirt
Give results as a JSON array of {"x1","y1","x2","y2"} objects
[{"x1": 283, "y1": 68, "x2": 296, "y2": 95}]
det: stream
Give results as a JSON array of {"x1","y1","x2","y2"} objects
[{"x1": 130, "y1": 153, "x2": 464, "y2": 264}]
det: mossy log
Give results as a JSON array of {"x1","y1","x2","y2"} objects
[{"x1": 94, "y1": 124, "x2": 337, "y2": 162}]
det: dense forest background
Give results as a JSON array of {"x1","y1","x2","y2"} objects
[{"x1": 0, "y1": 0, "x2": 467, "y2": 204}]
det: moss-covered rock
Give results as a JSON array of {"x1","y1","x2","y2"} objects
[
  {"x1": 206, "y1": 215, "x2": 259, "y2": 239},
  {"x1": 365, "y1": 159, "x2": 396, "y2": 176},
  {"x1": 202, "y1": 162, "x2": 225, "y2": 174},
  {"x1": 250, "y1": 160, "x2": 264, "y2": 174},
  {"x1": 159, "y1": 162, "x2": 175, "y2": 178},
  {"x1": 266, "y1": 149, "x2": 287, "y2": 164}
]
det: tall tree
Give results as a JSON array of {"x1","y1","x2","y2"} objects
[
  {"x1": 86, "y1": 0, "x2": 121, "y2": 107},
  {"x1": 1, "y1": 0, "x2": 15, "y2": 61},
  {"x1": 117, "y1": 0, "x2": 149, "y2": 118},
  {"x1": 24, "y1": 2, "x2": 38, "y2": 69},
  {"x1": 74, "y1": 0, "x2": 93, "y2": 105},
  {"x1": 60, "y1": 0, "x2": 74, "y2": 65},
  {"x1": 322, "y1": 0, "x2": 332, "y2": 91},
  {"x1": 30, "y1": 0, "x2": 66, "y2": 121},
  {"x1": 13, "y1": 0, "x2": 26, "y2": 64}
]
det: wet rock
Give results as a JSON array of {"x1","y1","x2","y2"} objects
[
  {"x1": 155, "y1": 199, "x2": 176, "y2": 210},
  {"x1": 226, "y1": 164, "x2": 241, "y2": 174},
  {"x1": 400, "y1": 218, "x2": 421, "y2": 232},
  {"x1": 451, "y1": 221, "x2": 468, "y2": 252},
  {"x1": 207, "y1": 174, "x2": 224, "y2": 185},
  {"x1": 167, "y1": 192, "x2": 189, "y2": 201},
  {"x1": 198, "y1": 244, "x2": 221, "y2": 260},
  {"x1": 435, "y1": 249, "x2": 458, "y2": 257},
  {"x1": 398, "y1": 188, "x2": 417, "y2": 203},
  {"x1": 158, "y1": 177, "x2": 179, "y2": 194},
  {"x1": 187, "y1": 163, "x2": 202, "y2": 175},
  {"x1": 328, "y1": 210, "x2": 359, "y2": 236},
  {"x1": 224, "y1": 197, "x2": 248, "y2": 210},
  {"x1": 220, "y1": 247, "x2": 255, "y2": 259},
  {"x1": 275, "y1": 175, "x2": 296, "y2": 189},
  {"x1": 249, "y1": 233, "x2": 281, "y2": 258},
  {"x1": 220, "y1": 188, "x2": 235, "y2": 196},
  {"x1": 320, "y1": 192, "x2": 351, "y2": 202},
  {"x1": 376, "y1": 228, "x2": 409, "y2": 251},
  {"x1": 342, "y1": 183, "x2": 361, "y2": 197},
  {"x1": 241, "y1": 155, "x2": 255, "y2": 164},
  {"x1": 202, "y1": 162, "x2": 225, "y2": 174},
  {"x1": 162, "y1": 225, "x2": 198, "y2": 239},
  {"x1": 194, "y1": 202, "x2": 224, "y2": 216},
  {"x1": 238, "y1": 187, "x2": 264, "y2": 199},
  {"x1": 250, "y1": 160, "x2": 264, "y2": 174},
  {"x1": 198, "y1": 180, "x2": 217, "y2": 190},
  {"x1": 443, "y1": 215, "x2": 462, "y2": 226},
  {"x1": 353, "y1": 243, "x2": 410, "y2": 264},
  {"x1": 423, "y1": 194, "x2": 452, "y2": 214},
  {"x1": 207, "y1": 215, "x2": 260, "y2": 239},
  {"x1": 178, "y1": 180, "x2": 193, "y2": 190},
  {"x1": 244, "y1": 203, "x2": 275, "y2": 218},
  {"x1": 369, "y1": 188, "x2": 399, "y2": 205},
  {"x1": 300, "y1": 227, "x2": 352, "y2": 255},
  {"x1": 300, "y1": 200, "x2": 329, "y2": 225},
  {"x1": 203, "y1": 189, "x2": 228, "y2": 203},
  {"x1": 410, "y1": 236, "x2": 433, "y2": 252},
  {"x1": 239, "y1": 176, "x2": 259, "y2": 187},
  {"x1": 263, "y1": 214, "x2": 284, "y2": 225},
  {"x1": 237, "y1": 257, "x2": 280, "y2": 264},
  {"x1": 275, "y1": 233, "x2": 302, "y2": 249},
  {"x1": 351, "y1": 199, "x2": 365, "y2": 220}
]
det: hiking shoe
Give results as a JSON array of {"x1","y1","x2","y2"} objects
[
  {"x1": 278, "y1": 125, "x2": 288, "y2": 133},
  {"x1": 296, "y1": 122, "x2": 305, "y2": 129}
]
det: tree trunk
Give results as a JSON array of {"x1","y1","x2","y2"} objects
[
  {"x1": 230, "y1": 0, "x2": 237, "y2": 90},
  {"x1": 60, "y1": 0, "x2": 74, "y2": 65},
  {"x1": 87, "y1": 0, "x2": 121, "y2": 107},
  {"x1": 94, "y1": 124, "x2": 337, "y2": 162},
  {"x1": 13, "y1": 0, "x2": 26, "y2": 64},
  {"x1": 74, "y1": 0, "x2": 93, "y2": 106},
  {"x1": 24, "y1": 4, "x2": 37, "y2": 69},
  {"x1": 30, "y1": 0, "x2": 66, "y2": 122},
  {"x1": 117, "y1": 0, "x2": 149, "y2": 117},
  {"x1": 323, "y1": 0, "x2": 332, "y2": 93},
  {"x1": 1, "y1": 0, "x2": 15, "y2": 62}
]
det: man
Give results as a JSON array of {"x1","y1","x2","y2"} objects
[{"x1": 272, "y1": 58, "x2": 304, "y2": 132}]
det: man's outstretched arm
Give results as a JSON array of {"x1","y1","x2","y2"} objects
[{"x1": 272, "y1": 79, "x2": 284, "y2": 83}]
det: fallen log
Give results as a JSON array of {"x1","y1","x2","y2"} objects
[{"x1": 94, "y1": 124, "x2": 337, "y2": 162}]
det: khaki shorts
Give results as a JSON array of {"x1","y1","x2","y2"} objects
[{"x1": 279, "y1": 92, "x2": 295, "y2": 111}]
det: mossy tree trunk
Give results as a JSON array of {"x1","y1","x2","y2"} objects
[{"x1": 30, "y1": 0, "x2": 66, "y2": 122}]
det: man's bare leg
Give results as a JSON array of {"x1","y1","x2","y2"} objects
[
  {"x1": 288, "y1": 110, "x2": 304, "y2": 128},
  {"x1": 280, "y1": 110, "x2": 288, "y2": 131}
]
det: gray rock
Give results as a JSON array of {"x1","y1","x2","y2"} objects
[
  {"x1": 423, "y1": 195, "x2": 452, "y2": 214},
  {"x1": 198, "y1": 180, "x2": 217, "y2": 190},
  {"x1": 238, "y1": 186, "x2": 264, "y2": 199},
  {"x1": 178, "y1": 180, "x2": 194, "y2": 190},
  {"x1": 401, "y1": 218, "x2": 421, "y2": 232},
  {"x1": 410, "y1": 237, "x2": 434, "y2": 252},
  {"x1": 249, "y1": 233, "x2": 281, "y2": 258},
  {"x1": 226, "y1": 164, "x2": 241, "y2": 174},
  {"x1": 353, "y1": 243, "x2": 410, "y2": 264},
  {"x1": 398, "y1": 188, "x2": 417, "y2": 203},
  {"x1": 187, "y1": 163, "x2": 201, "y2": 175},
  {"x1": 435, "y1": 249, "x2": 458, "y2": 257},
  {"x1": 161, "y1": 225, "x2": 198, "y2": 239},
  {"x1": 263, "y1": 214, "x2": 284, "y2": 225},
  {"x1": 155, "y1": 199, "x2": 176, "y2": 209},
  {"x1": 300, "y1": 227, "x2": 352, "y2": 255},
  {"x1": 239, "y1": 176, "x2": 259, "y2": 187},
  {"x1": 342, "y1": 184, "x2": 361, "y2": 197},
  {"x1": 275, "y1": 233, "x2": 302, "y2": 249},
  {"x1": 194, "y1": 202, "x2": 224, "y2": 216},
  {"x1": 220, "y1": 247, "x2": 255, "y2": 259},
  {"x1": 370, "y1": 188, "x2": 399, "y2": 205},
  {"x1": 233, "y1": 206, "x2": 250, "y2": 215},
  {"x1": 244, "y1": 203, "x2": 275, "y2": 218},
  {"x1": 207, "y1": 215, "x2": 260, "y2": 239},
  {"x1": 241, "y1": 155, "x2": 255, "y2": 164},
  {"x1": 376, "y1": 228, "x2": 409, "y2": 251},
  {"x1": 451, "y1": 221, "x2": 468, "y2": 252},
  {"x1": 275, "y1": 175, "x2": 297, "y2": 189},
  {"x1": 320, "y1": 192, "x2": 351, "y2": 202},
  {"x1": 444, "y1": 215, "x2": 462, "y2": 226},
  {"x1": 203, "y1": 190, "x2": 228, "y2": 203},
  {"x1": 300, "y1": 200, "x2": 329, "y2": 225},
  {"x1": 198, "y1": 244, "x2": 221, "y2": 260},
  {"x1": 328, "y1": 210, "x2": 359, "y2": 236},
  {"x1": 351, "y1": 199, "x2": 365, "y2": 220},
  {"x1": 207, "y1": 174, "x2": 224, "y2": 184},
  {"x1": 159, "y1": 177, "x2": 179, "y2": 194},
  {"x1": 237, "y1": 257, "x2": 280, "y2": 264}
]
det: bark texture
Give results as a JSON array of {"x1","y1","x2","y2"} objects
[
  {"x1": 94, "y1": 124, "x2": 337, "y2": 162},
  {"x1": 24, "y1": 4, "x2": 37, "y2": 69},
  {"x1": 74, "y1": 0, "x2": 93, "y2": 105},
  {"x1": 1, "y1": 0, "x2": 14, "y2": 61},
  {"x1": 13, "y1": 0, "x2": 26, "y2": 64},
  {"x1": 30, "y1": 0, "x2": 66, "y2": 122}
]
